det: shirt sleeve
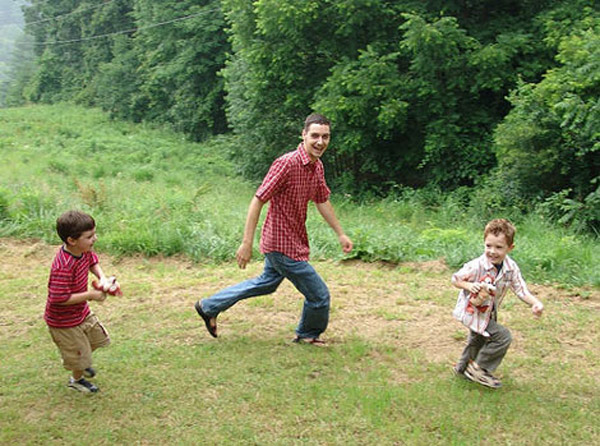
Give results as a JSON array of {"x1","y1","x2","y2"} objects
[
  {"x1": 312, "y1": 164, "x2": 331, "y2": 204},
  {"x1": 256, "y1": 157, "x2": 288, "y2": 202},
  {"x1": 452, "y1": 260, "x2": 478, "y2": 283},
  {"x1": 509, "y1": 263, "x2": 532, "y2": 300}
]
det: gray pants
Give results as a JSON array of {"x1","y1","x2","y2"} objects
[{"x1": 456, "y1": 318, "x2": 512, "y2": 373}]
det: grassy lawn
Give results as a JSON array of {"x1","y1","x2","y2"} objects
[{"x1": 1, "y1": 239, "x2": 598, "y2": 445}]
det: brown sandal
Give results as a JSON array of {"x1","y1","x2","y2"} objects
[
  {"x1": 292, "y1": 336, "x2": 327, "y2": 347},
  {"x1": 194, "y1": 301, "x2": 217, "y2": 338}
]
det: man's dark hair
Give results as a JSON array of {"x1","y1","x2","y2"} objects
[
  {"x1": 56, "y1": 210, "x2": 95, "y2": 243},
  {"x1": 303, "y1": 113, "x2": 331, "y2": 132}
]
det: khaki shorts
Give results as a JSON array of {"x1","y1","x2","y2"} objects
[{"x1": 48, "y1": 313, "x2": 110, "y2": 371}]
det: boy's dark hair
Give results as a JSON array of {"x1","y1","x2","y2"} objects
[
  {"x1": 56, "y1": 210, "x2": 95, "y2": 243},
  {"x1": 303, "y1": 113, "x2": 331, "y2": 132},
  {"x1": 484, "y1": 218, "x2": 516, "y2": 246}
]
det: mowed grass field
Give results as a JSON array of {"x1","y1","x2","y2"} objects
[{"x1": 1, "y1": 238, "x2": 598, "y2": 445}]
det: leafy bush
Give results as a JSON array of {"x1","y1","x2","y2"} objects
[
  {"x1": 539, "y1": 184, "x2": 600, "y2": 234},
  {"x1": 494, "y1": 12, "x2": 600, "y2": 200}
]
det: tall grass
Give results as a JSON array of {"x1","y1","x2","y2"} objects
[{"x1": 0, "y1": 104, "x2": 598, "y2": 287}]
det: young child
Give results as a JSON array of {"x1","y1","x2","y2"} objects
[
  {"x1": 45, "y1": 210, "x2": 118, "y2": 393},
  {"x1": 451, "y1": 218, "x2": 543, "y2": 388}
]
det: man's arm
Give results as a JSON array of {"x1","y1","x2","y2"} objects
[
  {"x1": 315, "y1": 200, "x2": 353, "y2": 253},
  {"x1": 236, "y1": 196, "x2": 266, "y2": 269}
]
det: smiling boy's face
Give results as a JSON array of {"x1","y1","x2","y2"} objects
[
  {"x1": 484, "y1": 232, "x2": 513, "y2": 265},
  {"x1": 66, "y1": 228, "x2": 97, "y2": 256}
]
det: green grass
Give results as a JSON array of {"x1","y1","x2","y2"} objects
[
  {"x1": 0, "y1": 103, "x2": 599, "y2": 288},
  {"x1": 1, "y1": 103, "x2": 598, "y2": 445},
  {"x1": 0, "y1": 241, "x2": 598, "y2": 445}
]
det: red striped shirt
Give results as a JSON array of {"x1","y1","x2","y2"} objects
[
  {"x1": 45, "y1": 247, "x2": 98, "y2": 328},
  {"x1": 256, "y1": 143, "x2": 330, "y2": 261}
]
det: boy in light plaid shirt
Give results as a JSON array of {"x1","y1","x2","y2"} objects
[{"x1": 452, "y1": 219, "x2": 544, "y2": 388}]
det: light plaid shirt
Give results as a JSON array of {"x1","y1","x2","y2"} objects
[
  {"x1": 256, "y1": 143, "x2": 330, "y2": 261},
  {"x1": 452, "y1": 253, "x2": 533, "y2": 334}
]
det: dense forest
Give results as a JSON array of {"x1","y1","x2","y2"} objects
[
  {"x1": 0, "y1": 0, "x2": 24, "y2": 102},
  {"x1": 0, "y1": 0, "x2": 598, "y2": 231}
]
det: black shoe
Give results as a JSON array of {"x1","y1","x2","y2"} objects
[
  {"x1": 83, "y1": 367, "x2": 96, "y2": 378},
  {"x1": 68, "y1": 377, "x2": 99, "y2": 393},
  {"x1": 194, "y1": 300, "x2": 217, "y2": 338}
]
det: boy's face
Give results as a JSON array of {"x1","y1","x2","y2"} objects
[
  {"x1": 302, "y1": 123, "x2": 331, "y2": 162},
  {"x1": 484, "y1": 232, "x2": 513, "y2": 265},
  {"x1": 66, "y1": 228, "x2": 97, "y2": 255}
]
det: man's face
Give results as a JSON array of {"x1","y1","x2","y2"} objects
[
  {"x1": 302, "y1": 123, "x2": 330, "y2": 162},
  {"x1": 484, "y1": 232, "x2": 513, "y2": 265}
]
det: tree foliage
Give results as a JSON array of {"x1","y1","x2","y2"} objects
[
  {"x1": 221, "y1": 0, "x2": 575, "y2": 192},
  {"x1": 4, "y1": 0, "x2": 599, "y2": 218},
  {"x1": 494, "y1": 9, "x2": 600, "y2": 231},
  {"x1": 15, "y1": 0, "x2": 229, "y2": 139}
]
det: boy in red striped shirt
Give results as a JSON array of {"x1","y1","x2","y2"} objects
[{"x1": 45, "y1": 210, "x2": 113, "y2": 393}]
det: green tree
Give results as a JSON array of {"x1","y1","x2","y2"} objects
[
  {"x1": 131, "y1": 0, "x2": 229, "y2": 138},
  {"x1": 21, "y1": 0, "x2": 135, "y2": 103},
  {"x1": 222, "y1": 0, "x2": 417, "y2": 183},
  {"x1": 222, "y1": 0, "x2": 563, "y2": 192},
  {"x1": 495, "y1": 10, "x2": 600, "y2": 197},
  {"x1": 494, "y1": 10, "x2": 600, "y2": 230}
]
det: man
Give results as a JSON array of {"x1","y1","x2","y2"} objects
[{"x1": 195, "y1": 113, "x2": 353, "y2": 345}]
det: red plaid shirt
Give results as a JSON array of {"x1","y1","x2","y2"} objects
[
  {"x1": 256, "y1": 143, "x2": 331, "y2": 261},
  {"x1": 45, "y1": 247, "x2": 98, "y2": 328}
]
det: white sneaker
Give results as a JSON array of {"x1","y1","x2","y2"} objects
[{"x1": 464, "y1": 362, "x2": 502, "y2": 389}]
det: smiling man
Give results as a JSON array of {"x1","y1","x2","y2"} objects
[{"x1": 195, "y1": 114, "x2": 353, "y2": 345}]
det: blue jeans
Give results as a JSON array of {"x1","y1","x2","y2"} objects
[{"x1": 201, "y1": 252, "x2": 330, "y2": 339}]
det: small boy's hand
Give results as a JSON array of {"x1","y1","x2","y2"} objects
[
  {"x1": 531, "y1": 301, "x2": 544, "y2": 317},
  {"x1": 468, "y1": 283, "x2": 482, "y2": 295},
  {"x1": 92, "y1": 276, "x2": 122, "y2": 296},
  {"x1": 90, "y1": 289, "x2": 107, "y2": 302}
]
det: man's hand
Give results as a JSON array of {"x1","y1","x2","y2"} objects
[
  {"x1": 236, "y1": 242, "x2": 253, "y2": 269},
  {"x1": 339, "y1": 234, "x2": 353, "y2": 253}
]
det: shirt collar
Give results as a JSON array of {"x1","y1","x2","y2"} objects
[
  {"x1": 481, "y1": 254, "x2": 513, "y2": 272},
  {"x1": 298, "y1": 143, "x2": 313, "y2": 167},
  {"x1": 62, "y1": 245, "x2": 83, "y2": 259}
]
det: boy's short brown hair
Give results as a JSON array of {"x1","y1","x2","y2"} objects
[
  {"x1": 56, "y1": 210, "x2": 95, "y2": 243},
  {"x1": 484, "y1": 218, "x2": 516, "y2": 246}
]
